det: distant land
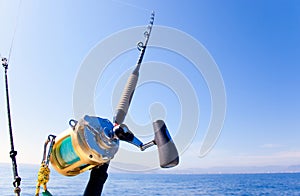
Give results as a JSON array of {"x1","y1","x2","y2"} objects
[
  {"x1": 1, "y1": 163, "x2": 300, "y2": 175},
  {"x1": 108, "y1": 162, "x2": 300, "y2": 174},
  {"x1": 162, "y1": 165, "x2": 300, "y2": 174}
]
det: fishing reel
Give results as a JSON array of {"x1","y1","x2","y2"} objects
[{"x1": 50, "y1": 115, "x2": 179, "y2": 176}]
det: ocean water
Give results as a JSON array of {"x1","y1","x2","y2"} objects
[{"x1": 1, "y1": 164, "x2": 300, "y2": 195}]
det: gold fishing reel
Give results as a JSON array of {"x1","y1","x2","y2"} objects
[{"x1": 50, "y1": 116, "x2": 119, "y2": 176}]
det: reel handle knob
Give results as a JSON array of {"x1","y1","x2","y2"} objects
[{"x1": 153, "y1": 120, "x2": 179, "y2": 168}]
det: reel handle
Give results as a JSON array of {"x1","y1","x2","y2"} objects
[{"x1": 114, "y1": 120, "x2": 179, "y2": 168}]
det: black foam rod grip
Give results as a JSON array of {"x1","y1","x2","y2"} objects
[{"x1": 153, "y1": 120, "x2": 179, "y2": 168}]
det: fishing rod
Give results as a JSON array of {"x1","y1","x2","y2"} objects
[
  {"x1": 0, "y1": 1, "x2": 22, "y2": 195},
  {"x1": 113, "y1": 10, "x2": 154, "y2": 125},
  {"x1": 1, "y1": 58, "x2": 21, "y2": 196},
  {"x1": 36, "y1": 12, "x2": 179, "y2": 194}
]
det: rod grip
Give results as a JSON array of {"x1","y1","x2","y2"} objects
[
  {"x1": 114, "y1": 73, "x2": 138, "y2": 124},
  {"x1": 153, "y1": 120, "x2": 179, "y2": 168}
]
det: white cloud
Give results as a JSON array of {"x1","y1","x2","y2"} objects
[
  {"x1": 176, "y1": 143, "x2": 300, "y2": 169},
  {"x1": 260, "y1": 143, "x2": 284, "y2": 149},
  {"x1": 223, "y1": 150, "x2": 300, "y2": 167}
]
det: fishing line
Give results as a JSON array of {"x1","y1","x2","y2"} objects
[
  {"x1": 95, "y1": 52, "x2": 134, "y2": 105},
  {"x1": 110, "y1": 0, "x2": 151, "y2": 13},
  {"x1": 7, "y1": 0, "x2": 22, "y2": 64},
  {"x1": 93, "y1": 0, "x2": 152, "y2": 110}
]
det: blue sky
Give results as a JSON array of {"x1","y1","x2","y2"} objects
[{"x1": 0, "y1": 0, "x2": 299, "y2": 172}]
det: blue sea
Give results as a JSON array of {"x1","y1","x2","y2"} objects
[{"x1": 1, "y1": 164, "x2": 300, "y2": 195}]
